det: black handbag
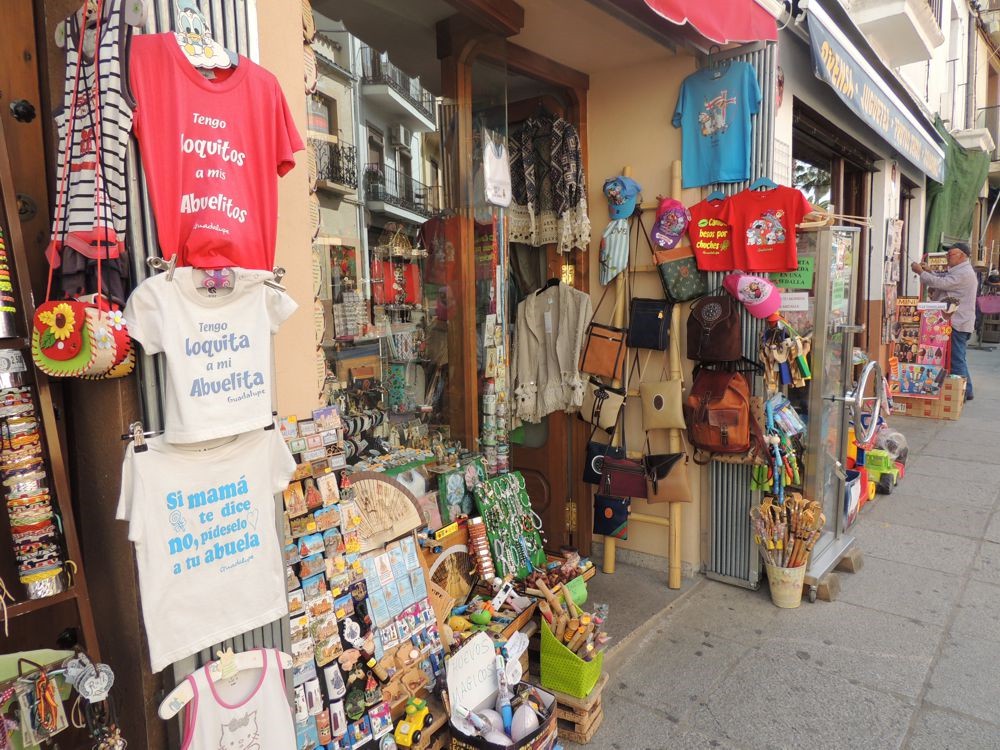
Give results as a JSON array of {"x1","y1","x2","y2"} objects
[
  {"x1": 594, "y1": 494, "x2": 630, "y2": 539},
  {"x1": 583, "y1": 424, "x2": 626, "y2": 484},
  {"x1": 626, "y1": 297, "x2": 672, "y2": 351}
]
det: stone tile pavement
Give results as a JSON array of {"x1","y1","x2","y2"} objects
[{"x1": 566, "y1": 347, "x2": 1000, "y2": 749}]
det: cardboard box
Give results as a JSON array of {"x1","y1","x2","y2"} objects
[
  {"x1": 893, "y1": 376, "x2": 966, "y2": 420},
  {"x1": 447, "y1": 633, "x2": 558, "y2": 750}
]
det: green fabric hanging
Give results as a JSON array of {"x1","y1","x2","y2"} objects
[{"x1": 924, "y1": 116, "x2": 990, "y2": 255}]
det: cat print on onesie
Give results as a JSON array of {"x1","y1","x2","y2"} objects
[{"x1": 219, "y1": 711, "x2": 260, "y2": 750}]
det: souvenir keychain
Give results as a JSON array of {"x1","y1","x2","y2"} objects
[
  {"x1": 0, "y1": 687, "x2": 16, "y2": 750},
  {"x1": 64, "y1": 652, "x2": 125, "y2": 749},
  {"x1": 16, "y1": 664, "x2": 68, "y2": 745}
]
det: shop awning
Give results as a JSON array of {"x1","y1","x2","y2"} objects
[
  {"x1": 804, "y1": 0, "x2": 946, "y2": 182},
  {"x1": 643, "y1": 0, "x2": 778, "y2": 44}
]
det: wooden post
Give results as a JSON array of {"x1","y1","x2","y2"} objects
[
  {"x1": 601, "y1": 165, "x2": 631, "y2": 575},
  {"x1": 667, "y1": 160, "x2": 684, "y2": 590}
]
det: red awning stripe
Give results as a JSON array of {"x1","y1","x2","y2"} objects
[{"x1": 644, "y1": 0, "x2": 778, "y2": 45}]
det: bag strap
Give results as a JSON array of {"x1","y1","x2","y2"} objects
[{"x1": 638, "y1": 349, "x2": 669, "y2": 383}]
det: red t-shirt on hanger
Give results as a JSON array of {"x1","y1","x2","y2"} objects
[
  {"x1": 687, "y1": 197, "x2": 741, "y2": 271},
  {"x1": 129, "y1": 33, "x2": 303, "y2": 270},
  {"x1": 720, "y1": 186, "x2": 812, "y2": 272}
]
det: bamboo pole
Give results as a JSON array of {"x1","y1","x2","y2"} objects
[
  {"x1": 600, "y1": 163, "x2": 685, "y2": 588},
  {"x1": 602, "y1": 165, "x2": 631, "y2": 575},
  {"x1": 667, "y1": 160, "x2": 684, "y2": 590}
]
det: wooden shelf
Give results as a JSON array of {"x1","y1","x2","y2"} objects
[
  {"x1": 8, "y1": 588, "x2": 76, "y2": 618},
  {"x1": 0, "y1": 114, "x2": 99, "y2": 655}
]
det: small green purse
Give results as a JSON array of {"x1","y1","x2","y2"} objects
[{"x1": 654, "y1": 245, "x2": 708, "y2": 302}]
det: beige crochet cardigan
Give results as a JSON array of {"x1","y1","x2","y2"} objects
[{"x1": 511, "y1": 283, "x2": 592, "y2": 424}]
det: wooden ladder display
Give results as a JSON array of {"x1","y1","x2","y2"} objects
[
  {"x1": 0, "y1": 114, "x2": 99, "y2": 654},
  {"x1": 601, "y1": 162, "x2": 684, "y2": 590}
]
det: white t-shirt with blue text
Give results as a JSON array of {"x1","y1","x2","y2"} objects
[
  {"x1": 124, "y1": 267, "x2": 297, "y2": 443},
  {"x1": 116, "y1": 428, "x2": 295, "y2": 672}
]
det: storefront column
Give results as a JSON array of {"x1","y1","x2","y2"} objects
[
  {"x1": 256, "y1": 2, "x2": 317, "y2": 419},
  {"x1": 438, "y1": 29, "x2": 482, "y2": 448}
]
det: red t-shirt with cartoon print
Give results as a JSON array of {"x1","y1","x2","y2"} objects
[
  {"x1": 130, "y1": 33, "x2": 303, "y2": 270},
  {"x1": 719, "y1": 186, "x2": 812, "y2": 272}
]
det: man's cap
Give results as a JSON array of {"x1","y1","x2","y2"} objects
[{"x1": 948, "y1": 241, "x2": 971, "y2": 256}]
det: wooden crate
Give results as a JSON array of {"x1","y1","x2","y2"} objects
[
  {"x1": 894, "y1": 375, "x2": 966, "y2": 421},
  {"x1": 549, "y1": 673, "x2": 608, "y2": 745}
]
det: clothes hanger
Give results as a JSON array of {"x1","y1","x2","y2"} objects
[
  {"x1": 749, "y1": 177, "x2": 778, "y2": 191},
  {"x1": 708, "y1": 45, "x2": 729, "y2": 79},
  {"x1": 705, "y1": 189, "x2": 726, "y2": 202},
  {"x1": 158, "y1": 648, "x2": 293, "y2": 719},
  {"x1": 55, "y1": 0, "x2": 148, "y2": 49},
  {"x1": 535, "y1": 277, "x2": 560, "y2": 295},
  {"x1": 173, "y1": 0, "x2": 239, "y2": 70},
  {"x1": 144, "y1": 256, "x2": 287, "y2": 290}
]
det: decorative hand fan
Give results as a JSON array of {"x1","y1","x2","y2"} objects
[
  {"x1": 427, "y1": 544, "x2": 473, "y2": 604},
  {"x1": 341, "y1": 472, "x2": 422, "y2": 553}
]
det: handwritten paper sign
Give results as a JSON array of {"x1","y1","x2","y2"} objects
[
  {"x1": 781, "y1": 292, "x2": 810, "y2": 312},
  {"x1": 771, "y1": 256, "x2": 815, "y2": 290},
  {"x1": 446, "y1": 632, "x2": 498, "y2": 712}
]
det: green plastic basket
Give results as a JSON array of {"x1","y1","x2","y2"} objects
[{"x1": 539, "y1": 620, "x2": 603, "y2": 699}]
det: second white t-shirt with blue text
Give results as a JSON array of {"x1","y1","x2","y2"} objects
[{"x1": 124, "y1": 267, "x2": 297, "y2": 443}]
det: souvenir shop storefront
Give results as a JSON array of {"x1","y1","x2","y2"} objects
[{"x1": 0, "y1": 0, "x2": 913, "y2": 748}]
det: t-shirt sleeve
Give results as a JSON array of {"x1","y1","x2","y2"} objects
[
  {"x1": 127, "y1": 38, "x2": 149, "y2": 136},
  {"x1": 793, "y1": 188, "x2": 812, "y2": 224},
  {"x1": 745, "y1": 65, "x2": 762, "y2": 115},
  {"x1": 123, "y1": 278, "x2": 164, "y2": 354},
  {"x1": 719, "y1": 195, "x2": 736, "y2": 226},
  {"x1": 271, "y1": 432, "x2": 296, "y2": 494},
  {"x1": 274, "y1": 81, "x2": 304, "y2": 177},
  {"x1": 265, "y1": 288, "x2": 299, "y2": 334},
  {"x1": 672, "y1": 80, "x2": 686, "y2": 129},
  {"x1": 115, "y1": 446, "x2": 145, "y2": 544}
]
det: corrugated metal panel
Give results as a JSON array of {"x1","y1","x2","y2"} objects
[
  {"x1": 125, "y1": 0, "x2": 284, "y2": 702},
  {"x1": 703, "y1": 42, "x2": 776, "y2": 589}
]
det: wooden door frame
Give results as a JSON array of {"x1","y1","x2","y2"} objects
[{"x1": 436, "y1": 14, "x2": 594, "y2": 553}]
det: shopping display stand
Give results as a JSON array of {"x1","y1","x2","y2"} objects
[
  {"x1": 600, "y1": 162, "x2": 685, "y2": 590},
  {"x1": 0, "y1": 115, "x2": 99, "y2": 654},
  {"x1": 549, "y1": 672, "x2": 608, "y2": 744}
]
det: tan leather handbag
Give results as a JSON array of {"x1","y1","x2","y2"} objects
[
  {"x1": 580, "y1": 379, "x2": 625, "y2": 434},
  {"x1": 637, "y1": 351, "x2": 685, "y2": 431},
  {"x1": 579, "y1": 284, "x2": 627, "y2": 381},
  {"x1": 644, "y1": 451, "x2": 692, "y2": 503}
]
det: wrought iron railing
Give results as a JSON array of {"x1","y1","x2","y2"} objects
[
  {"x1": 976, "y1": 106, "x2": 1000, "y2": 161},
  {"x1": 311, "y1": 139, "x2": 358, "y2": 189},
  {"x1": 359, "y1": 47, "x2": 436, "y2": 122},
  {"x1": 363, "y1": 163, "x2": 435, "y2": 218}
]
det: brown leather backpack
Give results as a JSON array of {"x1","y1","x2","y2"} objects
[
  {"x1": 687, "y1": 293, "x2": 741, "y2": 362},
  {"x1": 684, "y1": 368, "x2": 755, "y2": 462}
]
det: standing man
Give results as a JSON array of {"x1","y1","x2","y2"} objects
[{"x1": 911, "y1": 241, "x2": 978, "y2": 401}]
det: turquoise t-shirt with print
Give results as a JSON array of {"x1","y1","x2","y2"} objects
[{"x1": 672, "y1": 62, "x2": 761, "y2": 189}]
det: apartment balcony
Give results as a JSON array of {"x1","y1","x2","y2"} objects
[
  {"x1": 851, "y1": 0, "x2": 945, "y2": 66},
  {"x1": 975, "y1": 106, "x2": 1000, "y2": 179},
  {"x1": 310, "y1": 139, "x2": 358, "y2": 195},
  {"x1": 359, "y1": 48, "x2": 436, "y2": 133},
  {"x1": 363, "y1": 163, "x2": 437, "y2": 225}
]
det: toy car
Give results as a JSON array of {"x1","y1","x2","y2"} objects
[
  {"x1": 864, "y1": 449, "x2": 900, "y2": 495},
  {"x1": 393, "y1": 697, "x2": 433, "y2": 747}
]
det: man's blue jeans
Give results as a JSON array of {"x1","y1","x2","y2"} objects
[{"x1": 951, "y1": 330, "x2": 973, "y2": 399}]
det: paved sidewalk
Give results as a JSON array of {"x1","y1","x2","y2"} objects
[{"x1": 572, "y1": 346, "x2": 1000, "y2": 749}]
